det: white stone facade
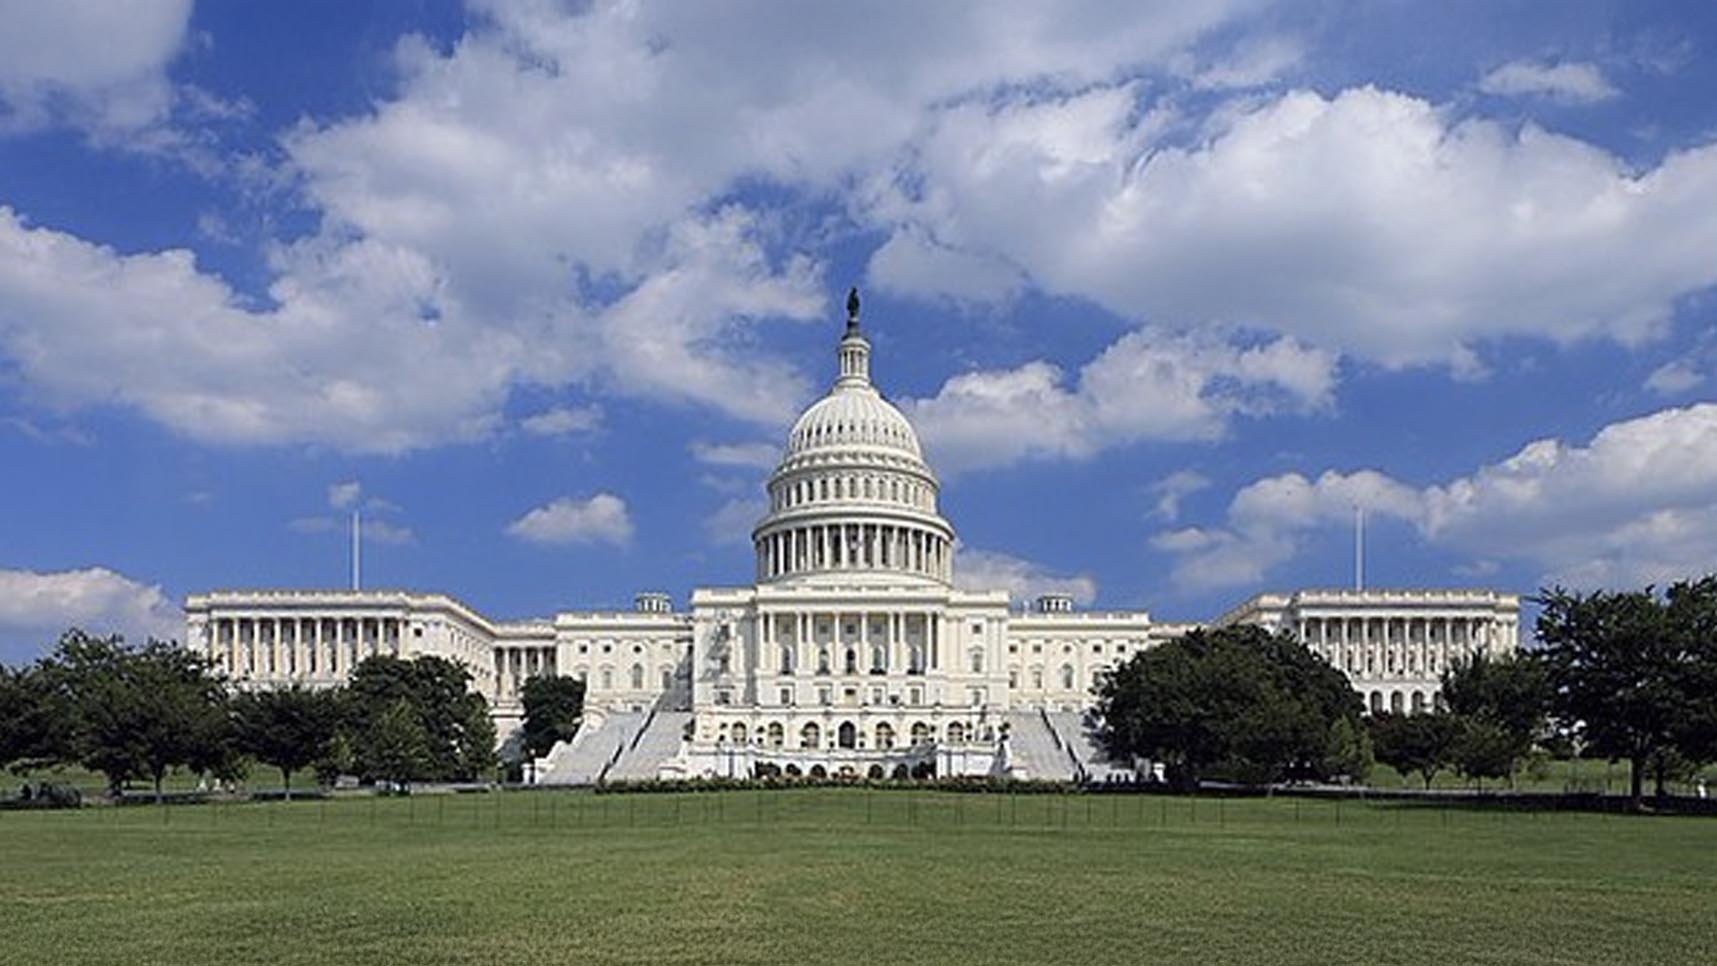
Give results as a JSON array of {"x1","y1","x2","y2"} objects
[
  {"x1": 1214, "y1": 588, "x2": 1521, "y2": 715},
  {"x1": 184, "y1": 297, "x2": 1521, "y2": 780}
]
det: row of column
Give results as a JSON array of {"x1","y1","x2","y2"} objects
[
  {"x1": 206, "y1": 615, "x2": 402, "y2": 682},
  {"x1": 497, "y1": 646, "x2": 555, "y2": 698},
  {"x1": 1295, "y1": 615, "x2": 1513, "y2": 680},
  {"x1": 757, "y1": 522, "x2": 950, "y2": 581},
  {"x1": 754, "y1": 609, "x2": 943, "y2": 677}
]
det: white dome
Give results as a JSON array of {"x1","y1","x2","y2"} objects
[
  {"x1": 786, "y1": 385, "x2": 923, "y2": 462},
  {"x1": 751, "y1": 292, "x2": 955, "y2": 586}
]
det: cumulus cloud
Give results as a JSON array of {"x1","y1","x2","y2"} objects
[
  {"x1": 873, "y1": 85, "x2": 1717, "y2": 370},
  {"x1": 0, "y1": 204, "x2": 816, "y2": 451},
  {"x1": 1158, "y1": 403, "x2": 1717, "y2": 592},
  {"x1": 0, "y1": 0, "x2": 192, "y2": 134},
  {"x1": 507, "y1": 493, "x2": 634, "y2": 546},
  {"x1": 954, "y1": 547, "x2": 1098, "y2": 606},
  {"x1": 903, "y1": 328, "x2": 1334, "y2": 473},
  {"x1": 1478, "y1": 59, "x2": 1618, "y2": 103},
  {"x1": 0, "y1": 567, "x2": 182, "y2": 652}
]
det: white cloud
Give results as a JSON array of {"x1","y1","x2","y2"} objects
[
  {"x1": 690, "y1": 441, "x2": 780, "y2": 471},
  {"x1": 0, "y1": 567, "x2": 182, "y2": 646},
  {"x1": 902, "y1": 327, "x2": 1334, "y2": 473},
  {"x1": 522, "y1": 405, "x2": 603, "y2": 438},
  {"x1": 328, "y1": 481, "x2": 362, "y2": 511},
  {"x1": 0, "y1": 0, "x2": 192, "y2": 134},
  {"x1": 1149, "y1": 470, "x2": 1211, "y2": 521},
  {"x1": 1478, "y1": 59, "x2": 1618, "y2": 104},
  {"x1": 0, "y1": 204, "x2": 817, "y2": 451},
  {"x1": 875, "y1": 85, "x2": 1717, "y2": 370},
  {"x1": 867, "y1": 226, "x2": 1024, "y2": 306},
  {"x1": 507, "y1": 493, "x2": 634, "y2": 546},
  {"x1": 954, "y1": 547, "x2": 1098, "y2": 606},
  {"x1": 1645, "y1": 359, "x2": 1704, "y2": 396},
  {"x1": 1159, "y1": 403, "x2": 1717, "y2": 592}
]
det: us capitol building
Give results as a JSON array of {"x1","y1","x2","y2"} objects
[{"x1": 185, "y1": 293, "x2": 1521, "y2": 783}]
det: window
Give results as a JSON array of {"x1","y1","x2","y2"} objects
[
  {"x1": 778, "y1": 687, "x2": 793, "y2": 706},
  {"x1": 876, "y1": 723, "x2": 895, "y2": 749},
  {"x1": 970, "y1": 621, "x2": 983, "y2": 636},
  {"x1": 780, "y1": 645, "x2": 795, "y2": 674},
  {"x1": 800, "y1": 722, "x2": 820, "y2": 748},
  {"x1": 1060, "y1": 665, "x2": 1074, "y2": 690},
  {"x1": 908, "y1": 686, "x2": 923, "y2": 705},
  {"x1": 768, "y1": 722, "x2": 784, "y2": 747},
  {"x1": 969, "y1": 648, "x2": 984, "y2": 673},
  {"x1": 661, "y1": 668, "x2": 672, "y2": 691},
  {"x1": 818, "y1": 687, "x2": 833, "y2": 706},
  {"x1": 716, "y1": 689, "x2": 732, "y2": 705}
]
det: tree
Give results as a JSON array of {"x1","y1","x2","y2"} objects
[
  {"x1": 519, "y1": 675, "x2": 585, "y2": 761},
  {"x1": 1095, "y1": 625, "x2": 1363, "y2": 788},
  {"x1": 1537, "y1": 584, "x2": 1695, "y2": 809},
  {"x1": 1369, "y1": 712, "x2": 1460, "y2": 789},
  {"x1": 1322, "y1": 715, "x2": 1373, "y2": 784},
  {"x1": 234, "y1": 687, "x2": 340, "y2": 799},
  {"x1": 365, "y1": 698, "x2": 432, "y2": 789},
  {"x1": 0, "y1": 663, "x2": 71, "y2": 774},
  {"x1": 1441, "y1": 652, "x2": 1549, "y2": 790},
  {"x1": 345, "y1": 655, "x2": 495, "y2": 783},
  {"x1": 36, "y1": 632, "x2": 230, "y2": 801}
]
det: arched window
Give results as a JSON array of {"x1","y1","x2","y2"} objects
[
  {"x1": 600, "y1": 667, "x2": 613, "y2": 690},
  {"x1": 767, "y1": 722, "x2": 784, "y2": 747},
  {"x1": 660, "y1": 668, "x2": 672, "y2": 691},
  {"x1": 837, "y1": 721, "x2": 857, "y2": 749},
  {"x1": 630, "y1": 664, "x2": 644, "y2": 690},
  {"x1": 732, "y1": 722, "x2": 748, "y2": 744},
  {"x1": 1390, "y1": 691, "x2": 1404, "y2": 714},
  {"x1": 780, "y1": 645, "x2": 795, "y2": 674},
  {"x1": 871, "y1": 644, "x2": 886, "y2": 672},
  {"x1": 947, "y1": 722, "x2": 966, "y2": 743},
  {"x1": 909, "y1": 644, "x2": 926, "y2": 674},
  {"x1": 1411, "y1": 691, "x2": 1426, "y2": 714},
  {"x1": 800, "y1": 722, "x2": 821, "y2": 749},
  {"x1": 1032, "y1": 667, "x2": 1044, "y2": 689},
  {"x1": 819, "y1": 479, "x2": 828, "y2": 500},
  {"x1": 910, "y1": 721, "x2": 931, "y2": 746},
  {"x1": 875, "y1": 722, "x2": 895, "y2": 749},
  {"x1": 1060, "y1": 664, "x2": 1074, "y2": 690},
  {"x1": 969, "y1": 648, "x2": 984, "y2": 673},
  {"x1": 845, "y1": 648, "x2": 858, "y2": 674},
  {"x1": 1369, "y1": 692, "x2": 1384, "y2": 714},
  {"x1": 817, "y1": 647, "x2": 831, "y2": 675}
]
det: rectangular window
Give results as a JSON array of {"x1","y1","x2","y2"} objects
[
  {"x1": 818, "y1": 687, "x2": 832, "y2": 706},
  {"x1": 779, "y1": 687, "x2": 793, "y2": 706},
  {"x1": 908, "y1": 686, "x2": 923, "y2": 705}
]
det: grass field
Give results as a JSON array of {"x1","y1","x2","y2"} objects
[{"x1": 3, "y1": 789, "x2": 1713, "y2": 966}]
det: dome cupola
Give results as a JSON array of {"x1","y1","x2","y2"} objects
[{"x1": 752, "y1": 289, "x2": 954, "y2": 586}]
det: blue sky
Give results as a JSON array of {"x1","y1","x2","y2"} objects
[{"x1": 4, "y1": 1, "x2": 1717, "y2": 663}]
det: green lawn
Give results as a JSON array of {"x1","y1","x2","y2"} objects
[{"x1": 2, "y1": 789, "x2": 1712, "y2": 965}]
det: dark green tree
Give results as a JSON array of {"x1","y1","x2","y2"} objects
[
  {"x1": 234, "y1": 686, "x2": 340, "y2": 798},
  {"x1": 345, "y1": 655, "x2": 494, "y2": 783},
  {"x1": 36, "y1": 632, "x2": 230, "y2": 801},
  {"x1": 1441, "y1": 651, "x2": 1549, "y2": 790},
  {"x1": 1369, "y1": 711, "x2": 1460, "y2": 789},
  {"x1": 365, "y1": 698, "x2": 432, "y2": 789},
  {"x1": 1537, "y1": 584, "x2": 1694, "y2": 808},
  {"x1": 519, "y1": 674, "x2": 585, "y2": 760},
  {"x1": 1095, "y1": 624, "x2": 1363, "y2": 788},
  {"x1": 0, "y1": 663, "x2": 72, "y2": 773}
]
